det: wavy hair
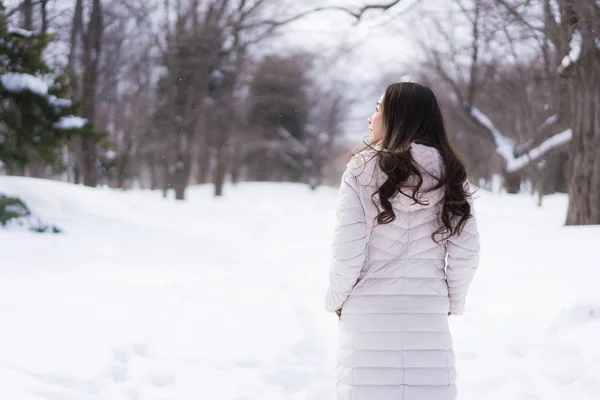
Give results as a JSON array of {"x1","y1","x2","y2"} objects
[{"x1": 357, "y1": 82, "x2": 473, "y2": 241}]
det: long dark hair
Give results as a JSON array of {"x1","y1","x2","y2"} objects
[{"x1": 359, "y1": 82, "x2": 472, "y2": 241}]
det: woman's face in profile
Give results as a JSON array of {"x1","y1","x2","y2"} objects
[{"x1": 368, "y1": 94, "x2": 385, "y2": 143}]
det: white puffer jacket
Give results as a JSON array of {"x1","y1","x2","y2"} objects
[{"x1": 325, "y1": 143, "x2": 480, "y2": 400}]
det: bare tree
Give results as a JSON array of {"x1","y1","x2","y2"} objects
[
  {"x1": 558, "y1": 1, "x2": 600, "y2": 224},
  {"x1": 494, "y1": 0, "x2": 600, "y2": 223},
  {"x1": 150, "y1": 0, "x2": 409, "y2": 200},
  {"x1": 424, "y1": 0, "x2": 571, "y2": 193}
]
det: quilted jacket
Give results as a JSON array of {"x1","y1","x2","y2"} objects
[{"x1": 325, "y1": 143, "x2": 480, "y2": 400}]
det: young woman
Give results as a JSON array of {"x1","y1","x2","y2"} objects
[{"x1": 325, "y1": 82, "x2": 480, "y2": 400}]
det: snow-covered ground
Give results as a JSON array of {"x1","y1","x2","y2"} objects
[{"x1": 0, "y1": 176, "x2": 599, "y2": 400}]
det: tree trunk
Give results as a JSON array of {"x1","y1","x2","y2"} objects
[
  {"x1": 73, "y1": 141, "x2": 81, "y2": 184},
  {"x1": 117, "y1": 135, "x2": 133, "y2": 189},
  {"x1": 162, "y1": 157, "x2": 170, "y2": 198},
  {"x1": 230, "y1": 152, "x2": 240, "y2": 184},
  {"x1": 148, "y1": 153, "x2": 158, "y2": 190},
  {"x1": 565, "y1": 61, "x2": 600, "y2": 224},
  {"x1": 503, "y1": 170, "x2": 521, "y2": 194},
  {"x1": 173, "y1": 164, "x2": 188, "y2": 200},
  {"x1": 66, "y1": 0, "x2": 84, "y2": 182},
  {"x1": 174, "y1": 184, "x2": 186, "y2": 200},
  {"x1": 213, "y1": 147, "x2": 227, "y2": 197},
  {"x1": 67, "y1": 0, "x2": 83, "y2": 79},
  {"x1": 173, "y1": 145, "x2": 192, "y2": 200},
  {"x1": 197, "y1": 137, "x2": 210, "y2": 184},
  {"x1": 564, "y1": 1, "x2": 600, "y2": 225},
  {"x1": 80, "y1": 0, "x2": 103, "y2": 187},
  {"x1": 22, "y1": 0, "x2": 33, "y2": 30},
  {"x1": 40, "y1": 0, "x2": 48, "y2": 34},
  {"x1": 81, "y1": 139, "x2": 97, "y2": 186}
]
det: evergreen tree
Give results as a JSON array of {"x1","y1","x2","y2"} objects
[{"x1": 0, "y1": 1, "x2": 94, "y2": 175}]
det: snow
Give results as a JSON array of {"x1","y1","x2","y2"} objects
[
  {"x1": 0, "y1": 76, "x2": 71, "y2": 108},
  {"x1": 47, "y1": 95, "x2": 73, "y2": 108},
  {"x1": 277, "y1": 127, "x2": 308, "y2": 154},
  {"x1": 506, "y1": 129, "x2": 573, "y2": 173},
  {"x1": 8, "y1": 26, "x2": 33, "y2": 37},
  {"x1": 561, "y1": 30, "x2": 582, "y2": 69},
  {"x1": 0, "y1": 177, "x2": 599, "y2": 399},
  {"x1": 53, "y1": 116, "x2": 87, "y2": 130},
  {"x1": 470, "y1": 108, "x2": 571, "y2": 173},
  {"x1": 0, "y1": 73, "x2": 48, "y2": 96},
  {"x1": 211, "y1": 69, "x2": 224, "y2": 81},
  {"x1": 470, "y1": 107, "x2": 516, "y2": 163},
  {"x1": 538, "y1": 114, "x2": 559, "y2": 132}
]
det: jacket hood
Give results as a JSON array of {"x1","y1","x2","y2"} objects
[{"x1": 349, "y1": 143, "x2": 445, "y2": 212}]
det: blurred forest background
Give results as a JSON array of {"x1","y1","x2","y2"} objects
[{"x1": 0, "y1": 0, "x2": 598, "y2": 224}]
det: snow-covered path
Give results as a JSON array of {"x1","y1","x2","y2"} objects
[{"x1": 0, "y1": 177, "x2": 599, "y2": 400}]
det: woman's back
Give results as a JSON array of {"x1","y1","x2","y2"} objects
[
  {"x1": 325, "y1": 143, "x2": 480, "y2": 400},
  {"x1": 324, "y1": 82, "x2": 480, "y2": 400},
  {"x1": 344, "y1": 143, "x2": 450, "y2": 303}
]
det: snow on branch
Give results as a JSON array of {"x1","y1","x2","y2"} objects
[
  {"x1": 1, "y1": 73, "x2": 48, "y2": 96},
  {"x1": 470, "y1": 107, "x2": 515, "y2": 163},
  {"x1": 1, "y1": 73, "x2": 73, "y2": 108},
  {"x1": 560, "y1": 29, "x2": 582, "y2": 70},
  {"x1": 53, "y1": 116, "x2": 88, "y2": 130},
  {"x1": 470, "y1": 107, "x2": 571, "y2": 173},
  {"x1": 277, "y1": 127, "x2": 308, "y2": 155},
  {"x1": 506, "y1": 129, "x2": 572, "y2": 173},
  {"x1": 8, "y1": 26, "x2": 33, "y2": 37},
  {"x1": 279, "y1": 151, "x2": 303, "y2": 170},
  {"x1": 538, "y1": 114, "x2": 559, "y2": 133},
  {"x1": 47, "y1": 96, "x2": 73, "y2": 107}
]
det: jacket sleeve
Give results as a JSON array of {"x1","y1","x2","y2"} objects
[
  {"x1": 324, "y1": 163, "x2": 369, "y2": 312},
  {"x1": 446, "y1": 184, "x2": 481, "y2": 315}
]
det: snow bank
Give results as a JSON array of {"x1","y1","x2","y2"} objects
[{"x1": 0, "y1": 177, "x2": 599, "y2": 399}]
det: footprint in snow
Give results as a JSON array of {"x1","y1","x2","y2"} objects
[
  {"x1": 103, "y1": 363, "x2": 128, "y2": 383},
  {"x1": 146, "y1": 370, "x2": 175, "y2": 387},
  {"x1": 131, "y1": 343, "x2": 149, "y2": 357},
  {"x1": 112, "y1": 347, "x2": 131, "y2": 364}
]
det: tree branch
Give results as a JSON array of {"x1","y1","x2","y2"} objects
[
  {"x1": 6, "y1": 0, "x2": 43, "y2": 18},
  {"x1": 494, "y1": 0, "x2": 546, "y2": 34},
  {"x1": 466, "y1": 0, "x2": 480, "y2": 108},
  {"x1": 428, "y1": 48, "x2": 465, "y2": 106},
  {"x1": 506, "y1": 129, "x2": 572, "y2": 173},
  {"x1": 240, "y1": 0, "x2": 403, "y2": 31}
]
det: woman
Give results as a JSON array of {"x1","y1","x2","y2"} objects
[{"x1": 324, "y1": 82, "x2": 480, "y2": 400}]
